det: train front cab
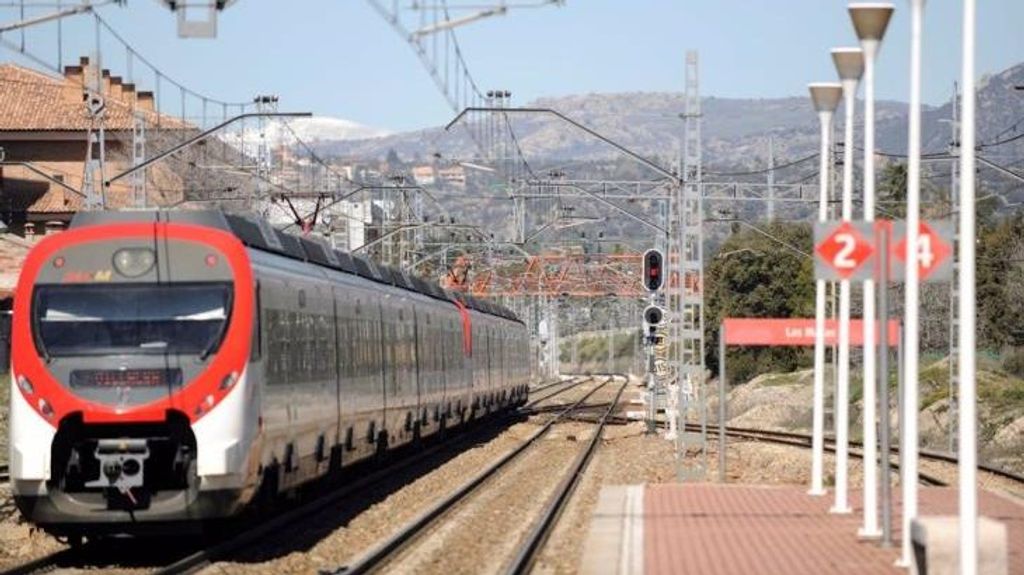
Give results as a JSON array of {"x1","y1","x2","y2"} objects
[{"x1": 9, "y1": 220, "x2": 261, "y2": 535}]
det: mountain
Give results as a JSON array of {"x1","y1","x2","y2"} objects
[
  {"x1": 265, "y1": 116, "x2": 391, "y2": 143},
  {"x1": 315, "y1": 62, "x2": 1024, "y2": 182}
]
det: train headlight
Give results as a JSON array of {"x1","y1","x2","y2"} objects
[
  {"x1": 112, "y1": 248, "x2": 156, "y2": 278},
  {"x1": 220, "y1": 371, "x2": 239, "y2": 391},
  {"x1": 38, "y1": 398, "x2": 54, "y2": 419},
  {"x1": 16, "y1": 374, "x2": 33, "y2": 395}
]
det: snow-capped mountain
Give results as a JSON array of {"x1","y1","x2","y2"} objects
[{"x1": 264, "y1": 116, "x2": 391, "y2": 143}]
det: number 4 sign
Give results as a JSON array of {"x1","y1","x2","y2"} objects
[{"x1": 889, "y1": 220, "x2": 954, "y2": 282}]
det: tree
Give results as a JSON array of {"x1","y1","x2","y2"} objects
[
  {"x1": 977, "y1": 212, "x2": 1024, "y2": 348},
  {"x1": 385, "y1": 148, "x2": 402, "y2": 168},
  {"x1": 704, "y1": 222, "x2": 815, "y2": 383},
  {"x1": 878, "y1": 161, "x2": 908, "y2": 219}
]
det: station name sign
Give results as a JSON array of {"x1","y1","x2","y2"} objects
[{"x1": 722, "y1": 318, "x2": 900, "y2": 347}]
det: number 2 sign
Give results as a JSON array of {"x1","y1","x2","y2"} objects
[{"x1": 814, "y1": 221, "x2": 876, "y2": 280}]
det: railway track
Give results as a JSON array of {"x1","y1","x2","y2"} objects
[
  {"x1": 149, "y1": 411, "x2": 542, "y2": 575},
  {"x1": 0, "y1": 393, "x2": 549, "y2": 575},
  {"x1": 523, "y1": 375, "x2": 593, "y2": 408},
  {"x1": 528, "y1": 377, "x2": 578, "y2": 394},
  {"x1": 507, "y1": 379, "x2": 628, "y2": 575},
  {"x1": 683, "y1": 423, "x2": 1024, "y2": 488},
  {"x1": 0, "y1": 463, "x2": 8, "y2": 483},
  {"x1": 326, "y1": 375, "x2": 626, "y2": 575}
]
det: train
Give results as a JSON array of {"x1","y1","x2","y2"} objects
[{"x1": 8, "y1": 210, "x2": 531, "y2": 537}]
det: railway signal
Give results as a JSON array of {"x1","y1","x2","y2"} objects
[
  {"x1": 643, "y1": 305, "x2": 665, "y2": 345},
  {"x1": 642, "y1": 249, "x2": 664, "y2": 292}
]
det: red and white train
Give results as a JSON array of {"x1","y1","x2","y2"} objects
[{"x1": 8, "y1": 210, "x2": 530, "y2": 537}]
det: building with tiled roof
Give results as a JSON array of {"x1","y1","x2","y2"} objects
[{"x1": 0, "y1": 57, "x2": 192, "y2": 234}]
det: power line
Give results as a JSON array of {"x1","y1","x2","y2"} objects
[
  {"x1": 706, "y1": 152, "x2": 818, "y2": 177},
  {"x1": 978, "y1": 131, "x2": 1024, "y2": 149}
]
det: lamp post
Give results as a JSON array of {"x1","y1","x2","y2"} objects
[
  {"x1": 959, "y1": 0, "x2": 979, "y2": 572},
  {"x1": 830, "y1": 46, "x2": 864, "y2": 516},
  {"x1": 899, "y1": 0, "x2": 925, "y2": 565},
  {"x1": 850, "y1": 1, "x2": 894, "y2": 540},
  {"x1": 808, "y1": 82, "x2": 843, "y2": 497}
]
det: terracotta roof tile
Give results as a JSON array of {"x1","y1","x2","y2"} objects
[{"x1": 0, "y1": 63, "x2": 184, "y2": 132}]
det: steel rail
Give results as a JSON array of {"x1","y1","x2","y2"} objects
[
  {"x1": 506, "y1": 380, "x2": 628, "y2": 575},
  {"x1": 328, "y1": 376, "x2": 615, "y2": 575},
  {"x1": 523, "y1": 376, "x2": 594, "y2": 408},
  {"x1": 706, "y1": 424, "x2": 1024, "y2": 486},
  {"x1": 682, "y1": 424, "x2": 1024, "y2": 488},
  {"x1": 528, "y1": 377, "x2": 578, "y2": 394},
  {"x1": 694, "y1": 425, "x2": 949, "y2": 487},
  {"x1": 149, "y1": 411, "x2": 528, "y2": 575}
]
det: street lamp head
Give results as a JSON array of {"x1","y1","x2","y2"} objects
[
  {"x1": 809, "y1": 83, "x2": 843, "y2": 113},
  {"x1": 831, "y1": 47, "x2": 865, "y2": 82},
  {"x1": 849, "y1": 2, "x2": 895, "y2": 43}
]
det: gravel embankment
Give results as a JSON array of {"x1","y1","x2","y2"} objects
[{"x1": 199, "y1": 378, "x2": 609, "y2": 575}]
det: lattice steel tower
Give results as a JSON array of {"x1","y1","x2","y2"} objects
[{"x1": 675, "y1": 50, "x2": 706, "y2": 480}]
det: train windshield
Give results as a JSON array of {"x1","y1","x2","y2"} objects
[{"x1": 33, "y1": 283, "x2": 232, "y2": 357}]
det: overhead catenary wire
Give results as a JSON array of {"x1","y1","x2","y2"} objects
[{"x1": 705, "y1": 152, "x2": 819, "y2": 177}]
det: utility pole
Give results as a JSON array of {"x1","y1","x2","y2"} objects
[
  {"x1": 767, "y1": 136, "x2": 776, "y2": 221},
  {"x1": 82, "y1": 59, "x2": 106, "y2": 210},
  {"x1": 948, "y1": 80, "x2": 960, "y2": 455},
  {"x1": 677, "y1": 50, "x2": 706, "y2": 481},
  {"x1": 253, "y1": 94, "x2": 279, "y2": 213},
  {"x1": 131, "y1": 110, "x2": 146, "y2": 208}
]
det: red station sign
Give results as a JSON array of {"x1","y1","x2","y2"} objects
[{"x1": 722, "y1": 318, "x2": 900, "y2": 347}]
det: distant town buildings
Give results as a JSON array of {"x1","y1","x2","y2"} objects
[
  {"x1": 411, "y1": 165, "x2": 435, "y2": 186},
  {"x1": 438, "y1": 165, "x2": 467, "y2": 189},
  {"x1": 410, "y1": 164, "x2": 466, "y2": 189}
]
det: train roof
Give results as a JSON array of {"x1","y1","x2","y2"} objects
[{"x1": 68, "y1": 210, "x2": 522, "y2": 323}]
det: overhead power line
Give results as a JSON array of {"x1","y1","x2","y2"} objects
[{"x1": 706, "y1": 153, "x2": 819, "y2": 177}]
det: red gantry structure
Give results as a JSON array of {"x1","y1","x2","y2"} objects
[{"x1": 440, "y1": 252, "x2": 700, "y2": 298}]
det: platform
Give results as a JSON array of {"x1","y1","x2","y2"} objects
[{"x1": 580, "y1": 484, "x2": 1024, "y2": 574}]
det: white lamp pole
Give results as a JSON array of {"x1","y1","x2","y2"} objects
[
  {"x1": 959, "y1": 0, "x2": 979, "y2": 571},
  {"x1": 899, "y1": 0, "x2": 925, "y2": 567},
  {"x1": 830, "y1": 46, "x2": 864, "y2": 516},
  {"x1": 850, "y1": 1, "x2": 894, "y2": 540},
  {"x1": 808, "y1": 83, "x2": 843, "y2": 497}
]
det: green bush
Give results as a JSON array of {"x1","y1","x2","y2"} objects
[{"x1": 1003, "y1": 349, "x2": 1024, "y2": 379}]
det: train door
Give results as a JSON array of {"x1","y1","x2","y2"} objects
[
  {"x1": 379, "y1": 297, "x2": 401, "y2": 448},
  {"x1": 350, "y1": 291, "x2": 383, "y2": 462},
  {"x1": 332, "y1": 283, "x2": 358, "y2": 464},
  {"x1": 289, "y1": 280, "x2": 337, "y2": 480},
  {"x1": 390, "y1": 297, "x2": 417, "y2": 447},
  {"x1": 256, "y1": 271, "x2": 294, "y2": 479}
]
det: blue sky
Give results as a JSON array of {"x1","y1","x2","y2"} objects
[{"x1": 4, "y1": 1, "x2": 1023, "y2": 131}]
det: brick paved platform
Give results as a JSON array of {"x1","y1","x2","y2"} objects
[{"x1": 579, "y1": 484, "x2": 1024, "y2": 574}]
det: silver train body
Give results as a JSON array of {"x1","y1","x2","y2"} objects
[{"x1": 8, "y1": 211, "x2": 530, "y2": 536}]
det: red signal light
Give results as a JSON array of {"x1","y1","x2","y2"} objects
[{"x1": 643, "y1": 249, "x2": 664, "y2": 291}]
